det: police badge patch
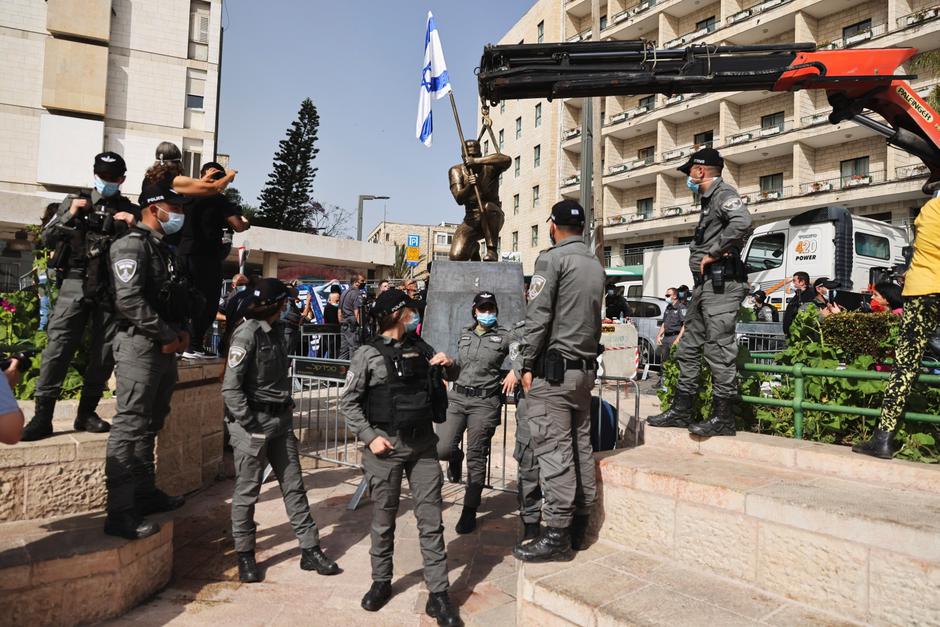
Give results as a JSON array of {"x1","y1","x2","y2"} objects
[
  {"x1": 509, "y1": 342, "x2": 520, "y2": 362},
  {"x1": 722, "y1": 197, "x2": 743, "y2": 210},
  {"x1": 114, "y1": 259, "x2": 137, "y2": 283},
  {"x1": 528, "y1": 275, "x2": 547, "y2": 300},
  {"x1": 228, "y1": 346, "x2": 247, "y2": 368},
  {"x1": 341, "y1": 370, "x2": 356, "y2": 393}
]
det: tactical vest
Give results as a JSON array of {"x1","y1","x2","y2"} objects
[
  {"x1": 364, "y1": 336, "x2": 433, "y2": 432},
  {"x1": 132, "y1": 227, "x2": 206, "y2": 325}
]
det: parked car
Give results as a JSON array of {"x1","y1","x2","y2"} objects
[{"x1": 612, "y1": 291, "x2": 668, "y2": 371}]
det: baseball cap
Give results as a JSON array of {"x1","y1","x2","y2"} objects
[
  {"x1": 251, "y1": 278, "x2": 290, "y2": 306},
  {"x1": 94, "y1": 152, "x2": 126, "y2": 178},
  {"x1": 372, "y1": 288, "x2": 419, "y2": 317},
  {"x1": 473, "y1": 291, "x2": 498, "y2": 309},
  {"x1": 140, "y1": 182, "x2": 184, "y2": 208},
  {"x1": 813, "y1": 277, "x2": 840, "y2": 289},
  {"x1": 548, "y1": 199, "x2": 586, "y2": 226},
  {"x1": 752, "y1": 289, "x2": 767, "y2": 301},
  {"x1": 678, "y1": 147, "x2": 724, "y2": 174}
]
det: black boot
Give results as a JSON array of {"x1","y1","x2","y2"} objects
[
  {"x1": 522, "y1": 522, "x2": 541, "y2": 541},
  {"x1": 104, "y1": 513, "x2": 160, "y2": 540},
  {"x1": 426, "y1": 591, "x2": 463, "y2": 627},
  {"x1": 361, "y1": 580, "x2": 393, "y2": 612},
  {"x1": 74, "y1": 394, "x2": 110, "y2": 433},
  {"x1": 455, "y1": 507, "x2": 477, "y2": 534},
  {"x1": 21, "y1": 396, "x2": 56, "y2": 442},
  {"x1": 237, "y1": 551, "x2": 261, "y2": 583},
  {"x1": 139, "y1": 490, "x2": 186, "y2": 515},
  {"x1": 447, "y1": 448, "x2": 464, "y2": 483},
  {"x1": 647, "y1": 392, "x2": 694, "y2": 428},
  {"x1": 852, "y1": 428, "x2": 897, "y2": 459},
  {"x1": 688, "y1": 396, "x2": 736, "y2": 437},
  {"x1": 512, "y1": 526, "x2": 574, "y2": 563},
  {"x1": 300, "y1": 546, "x2": 341, "y2": 575},
  {"x1": 570, "y1": 515, "x2": 591, "y2": 551}
]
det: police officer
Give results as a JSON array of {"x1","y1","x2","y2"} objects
[
  {"x1": 339, "y1": 289, "x2": 462, "y2": 627},
  {"x1": 21, "y1": 152, "x2": 139, "y2": 441},
  {"x1": 436, "y1": 291, "x2": 519, "y2": 535},
  {"x1": 104, "y1": 182, "x2": 194, "y2": 539},
  {"x1": 647, "y1": 147, "x2": 753, "y2": 437},
  {"x1": 752, "y1": 290, "x2": 779, "y2": 322},
  {"x1": 514, "y1": 200, "x2": 605, "y2": 563},
  {"x1": 338, "y1": 273, "x2": 365, "y2": 359},
  {"x1": 656, "y1": 287, "x2": 686, "y2": 381},
  {"x1": 222, "y1": 278, "x2": 340, "y2": 582}
]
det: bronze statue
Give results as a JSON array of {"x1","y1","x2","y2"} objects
[{"x1": 448, "y1": 140, "x2": 512, "y2": 261}]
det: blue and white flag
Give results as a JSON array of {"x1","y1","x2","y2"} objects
[{"x1": 416, "y1": 11, "x2": 452, "y2": 147}]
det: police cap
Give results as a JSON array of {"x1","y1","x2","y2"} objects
[
  {"x1": 473, "y1": 291, "x2": 498, "y2": 310},
  {"x1": 140, "y1": 182, "x2": 184, "y2": 209},
  {"x1": 678, "y1": 147, "x2": 724, "y2": 174},
  {"x1": 251, "y1": 278, "x2": 290, "y2": 307},
  {"x1": 94, "y1": 152, "x2": 126, "y2": 178},
  {"x1": 373, "y1": 288, "x2": 419, "y2": 317},
  {"x1": 813, "y1": 277, "x2": 840, "y2": 289},
  {"x1": 548, "y1": 199, "x2": 585, "y2": 226},
  {"x1": 752, "y1": 289, "x2": 767, "y2": 301}
]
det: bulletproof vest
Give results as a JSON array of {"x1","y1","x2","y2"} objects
[
  {"x1": 364, "y1": 336, "x2": 434, "y2": 431},
  {"x1": 135, "y1": 227, "x2": 206, "y2": 325}
]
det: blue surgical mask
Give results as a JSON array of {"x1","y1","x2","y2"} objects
[
  {"x1": 404, "y1": 311, "x2": 421, "y2": 333},
  {"x1": 235, "y1": 285, "x2": 247, "y2": 293},
  {"x1": 158, "y1": 208, "x2": 185, "y2": 235},
  {"x1": 686, "y1": 176, "x2": 700, "y2": 193},
  {"x1": 94, "y1": 175, "x2": 120, "y2": 198},
  {"x1": 477, "y1": 312, "x2": 497, "y2": 328}
]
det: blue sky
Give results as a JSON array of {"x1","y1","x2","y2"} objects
[{"x1": 217, "y1": 1, "x2": 534, "y2": 237}]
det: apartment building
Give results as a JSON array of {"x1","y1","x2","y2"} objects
[
  {"x1": 0, "y1": 0, "x2": 223, "y2": 286},
  {"x1": 491, "y1": 0, "x2": 939, "y2": 271},
  {"x1": 366, "y1": 221, "x2": 459, "y2": 277}
]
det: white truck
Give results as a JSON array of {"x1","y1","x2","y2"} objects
[{"x1": 639, "y1": 246, "x2": 695, "y2": 298}]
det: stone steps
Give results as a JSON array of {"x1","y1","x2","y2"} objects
[{"x1": 582, "y1": 429, "x2": 940, "y2": 625}]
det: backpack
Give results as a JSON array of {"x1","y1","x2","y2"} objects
[{"x1": 590, "y1": 396, "x2": 618, "y2": 451}]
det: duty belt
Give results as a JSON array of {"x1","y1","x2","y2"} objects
[
  {"x1": 248, "y1": 399, "x2": 292, "y2": 414},
  {"x1": 453, "y1": 383, "x2": 500, "y2": 398},
  {"x1": 65, "y1": 269, "x2": 86, "y2": 280},
  {"x1": 565, "y1": 358, "x2": 598, "y2": 371},
  {"x1": 395, "y1": 422, "x2": 433, "y2": 439}
]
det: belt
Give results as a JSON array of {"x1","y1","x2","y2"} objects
[
  {"x1": 565, "y1": 358, "x2": 598, "y2": 371},
  {"x1": 396, "y1": 422, "x2": 433, "y2": 439},
  {"x1": 248, "y1": 399, "x2": 291, "y2": 414},
  {"x1": 65, "y1": 269, "x2": 86, "y2": 280},
  {"x1": 663, "y1": 331, "x2": 679, "y2": 338},
  {"x1": 453, "y1": 383, "x2": 500, "y2": 398}
]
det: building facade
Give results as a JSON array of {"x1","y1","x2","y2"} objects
[
  {"x1": 486, "y1": 0, "x2": 939, "y2": 272},
  {"x1": 0, "y1": 0, "x2": 224, "y2": 286},
  {"x1": 366, "y1": 220, "x2": 459, "y2": 277}
]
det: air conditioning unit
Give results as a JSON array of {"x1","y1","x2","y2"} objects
[
  {"x1": 729, "y1": 132, "x2": 753, "y2": 145},
  {"x1": 627, "y1": 105, "x2": 649, "y2": 119},
  {"x1": 728, "y1": 9, "x2": 751, "y2": 23},
  {"x1": 808, "y1": 181, "x2": 833, "y2": 193},
  {"x1": 760, "y1": 190, "x2": 781, "y2": 201},
  {"x1": 610, "y1": 112, "x2": 628, "y2": 124},
  {"x1": 845, "y1": 175, "x2": 872, "y2": 187},
  {"x1": 757, "y1": 0, "x2": 785, "y2": 12},
  {"x1": 665, "y1": 94, "x2": 684, "y2": 105},
  {"x1": 759, "y1": 126, "x2": 783, "y2": 137},
  {"x1": 845, "y1": 30, "x2": 873, "y2": 45},
  {"x1": 609, "y1": 164, "x2": 628, "y2": 175},
  {"x1": 191, "y1": 12, "x2": 210, "y2": 44},
  {"x1": 664, "y1": 37, "x2": 683, "y2": 48}
]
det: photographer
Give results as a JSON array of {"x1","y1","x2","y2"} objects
[{"x1": 21, "y1": 152, "x2": 139, "y2": 442}]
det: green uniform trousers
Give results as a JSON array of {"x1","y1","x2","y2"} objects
[
  {"x1": 513, "y1": 395, "x2": 543, "y2": 524},
  {"x1": 435, "y1": 390, "x2": 501, "y2": 508}
]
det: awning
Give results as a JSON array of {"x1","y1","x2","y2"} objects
[{"x1": 605, "y1": 265, "x2": 643, "y2": 278}]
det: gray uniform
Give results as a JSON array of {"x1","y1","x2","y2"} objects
[
  {"x1": 435, "y1": 322, "x2": 517, "y2": 508},
  {"x1": 338, "y1": 286, "x2": 362, "y2": 359},
  {"x1": 510, "y1": 320, "x2": 542, "y2": 524},
  {"x1": 36, "y1": 192, "x2": 137, "y2": 406},
  {"x1": 676, "y1": 178, "x2": 753, "y2": 399},
  {"x1": 222, "y1": 318, "x2": 320, "y2": 553},
  {"x1": 105, "y1": 224, "x2": 181, "y2": 516},
  {"x1": 658, "y1": 301, "x2": 686, "y2": 365},
  {"x1": 339, "y1": 337, "x2": 449, "y2": 594},
  {"x1": 521, "y1": 236, "x2": 605, "y2": 529}
]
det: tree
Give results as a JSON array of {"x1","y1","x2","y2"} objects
[
  {"x1": 255, "y1": 98, "x2": 320, "y2": 232},
  {"x1": 911, "y1": 51, "x2": 940, "y2": 111},
  {"x1": 392, "y1": 244, "x2": 424, "y2": 279},
  {"x1": 224, "y1": 187, "x2": 256, "y2": 221},
  {"x1": 307, "y1": 200, "x2": 353, "y2": 238}
]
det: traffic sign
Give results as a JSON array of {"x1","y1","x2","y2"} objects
[{"x1": 407, "y1": 234, "x2": 420, "y2": 247}]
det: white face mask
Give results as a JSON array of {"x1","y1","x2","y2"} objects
[{"x1": 157, "y1": 207, "x2": 185, "y2": 235}]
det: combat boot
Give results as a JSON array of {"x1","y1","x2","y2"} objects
[
  {"x1": 522, "y1": 521, "x2": 541, "y2": 541},
  {"x1": 646, "y1": 392, "x2": 694, "y2": 428},
  {"x1": 361, "y1": 581, "x2": 393, "y2": 612},
  {"x1": 74, "y1": 394, "x2": 110, "y2": 433},
  {"x1": 852, "y1": 428, "x2": 897, "y2": 459},
  {"x1": 688, "y1": 397, "x2": 736, "y2": 437},
  {"x1": 139, "y1": 489, "x2": 185, "y2": 515},
  {"x1": 237, "y1": 552, "x2": 261, "y2": 583},
  {"x1": 447, "y1": 448, "x2": 464, "y2": 483},
  {"x1": 103, "y1": 513, "x2": 160, "y2": 540},
  {"x1": 300, "y1": 546, "x2": 341, "y2": 575},
  {"x1": 20, "y1": 396, "x2": 56, "y2": 442},
  {"x1": 512, "y1": 526, "x2": 574, "y2": 563},
  {"x1": 455, "y1": 507, "x2": 477, "y2": 534},
  {"x1": 426, "y1": 591, "x2": 464, "y2": 627},
  {"x1": 570, "y1": 514, "x2": 591, "y2": 551}
]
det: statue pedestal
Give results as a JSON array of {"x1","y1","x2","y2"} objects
[{"x1": 422, "y1": 261, "x2": 525, "y2": 358}]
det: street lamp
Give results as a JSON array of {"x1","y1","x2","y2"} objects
[{"x1": 357, "y1": 194, "x2": 390, "y2": 241}]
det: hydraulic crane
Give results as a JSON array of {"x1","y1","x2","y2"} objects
[{"x1": 477, "y1": 41, "x2": 940, "y2": 194}]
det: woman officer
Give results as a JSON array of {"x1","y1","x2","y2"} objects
[
  {"x1": 222, "y1": 278, "x2": 340, "y2": 583},
  {"x1": 436, "y1": 292, "x2": 519, "y2": 535}
]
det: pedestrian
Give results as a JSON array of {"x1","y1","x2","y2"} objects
[
  {"x1": 141, "y1": 141, "x2": 236, "y2": 196},
  {"x1": 782, "y1": 271, "x2": 814, "y2": 335},
  {"x1": 21, "y1": 152, "x2": 139, "y2": 442},
  {"x1": 281, "y1": 282, "x2": 308, "y2": 356},
  {"x1": 339, "y1": 273, "x2": 365, "y2": 359},
  {"x1": 514, "y1": 199, "x2": 605, "y2": 563},
  {"x1": 870, "y1": 281, "x2": 904, "y2": 315},
  {"x1": 104, "y1": 181, "x2": 196, "y2": 539},
  {"x1": 604, "y1": 284, "x2": 629, "y2": 320},
  {"x1": 435, "y1": 291, "x2": 521, "y2": 535},
  {"x1": 222, "y1": 278, "x2": 341, "y2": 582},
  {"x1": 656, "y1": 287, "x2": 686, "y2": 381},
  {"x1": 339, "y1": 288, "x2": 462, "y2": 626},
  {"x1": 752, "y1": 290, "x2": 779, "y2": 322},
  {"x1": 854, "y1": 195, "x2": 940, "y2": 458},
  {"x1": 378, "y1": 279, "x2": 391, "y2": 293},
  {"x1": 647, "y1": 147, "x2": 753, "y2": 437},
  {"x1": 812, "y1": 277, "x2": 843, "y2": 318}
]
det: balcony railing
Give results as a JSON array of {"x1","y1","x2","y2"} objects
[
  {"x1": 896, "y1": 164, "x2": 931, "y2": 180},
  {"x1": 607, "y1": 156, "x2": 655, "y2": 176},
  {"x1": 562, "y1": 174, "x2": 581, "y2": 187},
  {"x1": 661, "y1": 92, "x2": 703, "y2": 109},
  {"x1": 661, "y1": 141, "x2": 712, "y2": 162},
  {"x1": 800, "y1": 109, "x2": 832, "y2": 128},
  {"x1": 896, "y1": 5, "x2": 940, "y2": 28},
  {"x1": 740, "y1": 186, "x2": 793, "y2": 204},
  {"x1": 608, "y1": 103, "x2": 655, "y2": 125},
  {"x1": 798, "y1": 170, "x2": 888, "y2": 194},
  {"x1": 818, "y1": 23, "x2": 888, "y2": 50},
  {"x1": 609, "y1": 0, "x2": 658, "y2": 26},
  {"x1": 726, "y1": 0, "x2": 793, "y2": 25},
  {"x1": 563, "y1": 127, "x2": 582, "y2": 141},
  {"x1": 726, "y1": 119, "x2": 793, "y2": 146},
  {"x1": 567, "y1": 28, "x2": 593, "y2": 42},
  {"x1": 664, "y1": 22, "x2": 718, "y2": 48}
]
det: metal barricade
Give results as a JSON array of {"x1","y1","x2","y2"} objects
[
  {"x1": 300, "y1": 323, "x2": 342, "y2": 359},
  {"x1": 736, "y1": 321, "x2": 787, "y2": 363}
]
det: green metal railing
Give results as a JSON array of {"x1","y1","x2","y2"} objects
[{"x1": 740, "y1": 362, "x2": 940, "y2": 439}]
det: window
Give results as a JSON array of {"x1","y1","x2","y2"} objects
[
  {"x1": 745, "y1": 232, "x2": 786, "y2": 272},
  {"x1": 678, "y1": 235, "x2": 695, "y2": 245},
  {"x1": 483, "y1": 140, "x2": 489, "y2": 156},
  {"x1": 537, "y1": 20, "x2": 545, "y2": 43},
  {"x1": 626, "y1": 301, "x2": 664, "y2": 318},
  {"x1": 514, "y1": 156, "x2": 521, "y2": 177},
  {"x1": 693, "y1": 130, "x2": 714, "y2": 149},
  {"x1": 843, "y1": 19, "x2": 872, "y2": 40},
  {"x1": 532, "y1": 185, "x2": 540, "y2": 207},
  {"x1": 696, "y1": 16, "x2": 717, "y2": 32},
  {"x1": 535, "y1": 103, "x2": 542, "y2": 127},
  {"x1": 188, "y1": 0, "x2": 210, "y2": 61},
  {"x1": 498, "y1": 129, "x2": 504, "y2": 151},
  {"x1": 385, "y1": 233, "x2": 389, "y2": 242},
  {"x1": 600, "y1": 14, "x2": 608, "y2": 30},
  {"x1": 500, "y1": 101, "x2": 506, "y2": 114},
  {"x1": 533, "y1": 144, "x2": 541, "y2": 167},
  {"x1": 639, "y1": 95, "x2": 656, "y2": 110},
  {"x1": 511, "y1": 231, "x2": 518, "y2": 252},
  {"x1": 513, "y1": 193, "x2": 520, "y2": 215},
  {"x1": 759, "y1": 173, "x2": 784, "y2": 194},
  {"x1": 515, "y1": 117, "x2": 522, "y2": 139},
  {"x1": 435, "y1": 232, "x2": 453, "y2": 246},
  {"x1": 604, "y1": 246, "x2": 612, "y2": 267},
  {"x1": 840, "y1": 156, "x2": 870, "y2": 186},
  {"x1": 531, "y1": 225, "x2": 539, "y2": 247},
  {"x1": 637, "y1": 197, "x2": 654, "y2": 219},
  {"x1": 433, "y1": 251, "x2": 450, "y2": 260},
  {"x1": 855, "y1": 232, "x2": 890, "y2": 260},
  {"x1": 186, "y1": 68, "x2": 206, "y2": 110},
  {"x1": 182, "y1": 139, "x2": 202, "y2": 178},
  {"x1": 637, "y1": 146, "x2": 655, "y2": 162},
  {"x1": 761, "y1": 111, "x2": 785, "y2": 132}
]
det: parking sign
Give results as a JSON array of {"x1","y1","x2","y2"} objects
[{"x1": 407, "y1": 234, "x2": 420, "y2": 247}]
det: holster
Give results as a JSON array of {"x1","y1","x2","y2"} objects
[{"x1": 539, "y1": 349, "x2": 565, "y2": 384}]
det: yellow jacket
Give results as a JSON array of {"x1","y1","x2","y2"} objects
[{"x1": 904, "y1": 196, "x2": 940, "y2": 297}]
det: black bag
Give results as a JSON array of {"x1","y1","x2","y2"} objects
[{"x1": 590, "y1": 396, "x2": 618, "y2": 451}]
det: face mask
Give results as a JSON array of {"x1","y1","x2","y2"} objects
[
  {"x1": 686, "y1": 176, "x2": 700, "y2": 193},
  {"x1": 94, "y1": 175, "x2": 120, "y2": 198},
  {"x1": 157, "y1": 207, "x2": 185, "y2": 235},
  {"x1": 404, "y1": 311, "x2": 421, "y2": 333},
  {"x1": 477, "y1": 312, "x2": 497, "y2": 328},
  {"x1": 236, "y1": 285, "x2": 246, "y2": 293},
  {"x1": 607, "y1": 289, "x2": 616, "y2": 297},
  {"x1": 677, "y1": 291, "x2": 686, "y2": 300}
]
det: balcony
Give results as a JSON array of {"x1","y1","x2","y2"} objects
[
  {"x1": 608, "y1": 104, "x2": 654, "y2": 126},
  {"x1": 798, "y1": 170, "x2": 887, "y2": 195},
  {"x1": 562, "y1": 174, "x2": 581, "y2": 188},
  {"x1": 609, "y1": 0, "x2": 658, "y2": 26},
  {"x1": 896, "y1": 5, "x2": 940, "y2": 29},
  {"x1": 740, "y1": 187, "x2": 792, "y2": 205},
  {"x1": 725, "y1": 0, "x2": 793, "y2": 25},
  {"x1": 818, "y1": 23, "x2": 888, "y2": 50},
  {"x1": 726, "y1": 119, "x2": 793, "y2": 146},
  {"x1": 664, "y1": 23, "x2": 718, "y2": 49},
  {"x1": 895, "y1": 164, "x2": 930, "y2": 180},
  {"x1": 567, "y1": 28, "x2": 593, "y2": 42},
  {"x1": 607, "y1": 156, "x2": 656, "y2": 176},
  {"x1": 800, "y1": 110, "x2": 832, "y2": 128}
]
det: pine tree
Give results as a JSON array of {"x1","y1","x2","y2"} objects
[{"x1": 255, "y1": 98, "x2": 320, "y2": 232}]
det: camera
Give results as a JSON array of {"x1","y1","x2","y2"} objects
[
  {"x1": 82, "y1": 201, "x2": 114, "y2": 235},
  {"x1": 0, "y1": 348, "x2": 36, "y2": 373}
]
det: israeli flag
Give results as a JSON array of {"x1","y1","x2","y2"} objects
[{"x1": 416, "y1": 12, "x2": 452, "y2": 147}]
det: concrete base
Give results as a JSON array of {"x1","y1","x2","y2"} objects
[{"x1": 422, "y1": 260, "x2": 525, "y2": 359}]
